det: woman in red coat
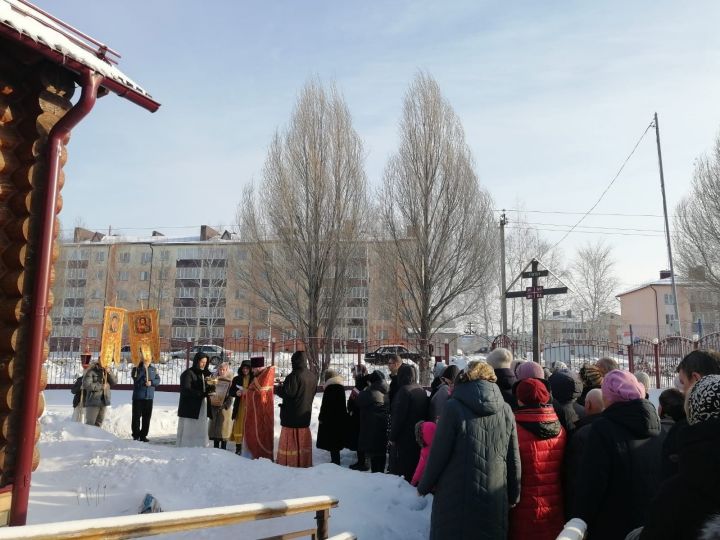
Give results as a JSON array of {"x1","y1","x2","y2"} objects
[{"x1": 509, "y1": 377, "x2": 567, "y2": 540}]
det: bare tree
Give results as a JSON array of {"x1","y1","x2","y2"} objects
[
  {"x1": 377, "y1": 72, "x2": 497, "y2": 382},
  {"x1": 570, "y1": 240, "x2": 618, "y2": 336},
  {"x1": 675, "y1": 133, "x2": 720, "y2": 291},
  {"x1": 238, "y1": 80, "x2": 368, "y2": 374}
]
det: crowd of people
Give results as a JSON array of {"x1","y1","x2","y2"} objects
[{"x1": 70, "y1": 346, "x2": 720, "y2": 540}]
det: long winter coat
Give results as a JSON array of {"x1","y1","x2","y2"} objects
[
  {"x1": 82, "y1": 363, "x2": 117, "y2": 407},
  {"x1": 562, "y1": 413, "x2": 601, "y2": 519},
  {"x1": 357, "y1": 376, "x2": 389, "y2": 455},
  {"x1": 639, "y1": 417, "x2": 720, "y2": 540},
  {"x1": 509, "y1": 406, "x2": 566, "y2": 540},
  {"x1": 131, "y1": 363, "x2": 160, "y2": 400},
  {"x1": 208, "y1": 375, "x2": 234, "y2": 440},
  {"x1": 411, "y1": 421, "x2": 436, "y2": 486},
  {"x1": 390, "y1": 364, "x2": 429, "y2": 482},
  {"x1": 316, "y1": 376, "x2": 348, "y2": 452},
  {"x1": 277, "y1": 354, "x2": 317, "y2": 428},
  {"x1": 417, "y1": 379, "x2": 521, "y2": 540},
  {"x1": 178, "y1": 366, "x2": 211, "y2": 420},
  {"x1": 429, "y1": 383, "x2": 450, "y2": 422},
  {"x1": 575, "y1": 399, "x2": 662, "y2": 540},
  {"x1": 346, "y1": 376, "x2": 367, "y2": 451}
]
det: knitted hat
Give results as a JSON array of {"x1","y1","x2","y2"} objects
[
  {"x1": 516, "y1": 378, "x2": 551, "y2": 405},
  {"x1": 602, "y1": 369, "x2": 645, "y2": 404},
  {"x1": 579, "y1": 363, "x2": 603, "y2": 389},
  {"x1": 687, "y1": 374, "x2": 720, "y2": 425},
  {"x1": 250, "y1": 356, "x2": 265, "y2": 368},
  {"x1": 486, "y1": 348, "x2": 513, "y2": 369},
  {"x1": 516, "y1": 361, "x2": 545, "y2": 381}
]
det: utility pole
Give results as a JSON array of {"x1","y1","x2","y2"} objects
[
  {"x1": 500, "y1": 212, "x2": 508, "y2": 334},
  {"x1": 654, "y1": 112, "x2": 680, "y2": 334}
]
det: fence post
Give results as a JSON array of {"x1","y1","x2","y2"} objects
[
  {"x1": 357, "y1": 340, "x2": 362, "y2": 372},
  {"x1": 315, "y1": 508, "x2": 330, "y2": 539},
  {"x1": 271, "y1": 338, "x2": 276, "y2": 366},
  {"x1": 444, "y1": 340, "x2": 449, "y2": 364},
  {"x1": 627, "y1": 344, "x2": 634, "y2": 373},
  {"x1": 653, "y1": 341, "x2": 661, "y2": 389}
]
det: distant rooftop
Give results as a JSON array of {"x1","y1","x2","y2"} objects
[
  {"x1": 616, "y1": 276, "x2": 689, "y2": 298},
  {"x1": 70, "y1": 226, "x2": 240, "y2": 244},
  {"x1": 0, "y1": 0, "x2": 159, "y2": 111}
]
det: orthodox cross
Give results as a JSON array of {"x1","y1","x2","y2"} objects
[{"x1": 505, "y1": 259, "x2": 568, "y2": 364}]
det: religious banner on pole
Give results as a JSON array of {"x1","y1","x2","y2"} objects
[
  {"x1": 127, "y1": 309, "x2": 160, "y2": 365},
  {"x1": 100, "y1": 307, "x2": 126, "y2": 368}
]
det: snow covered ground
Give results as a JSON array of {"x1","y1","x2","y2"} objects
[{"x1": 32, "y1": 390, "x2": 430, "y2": 539}]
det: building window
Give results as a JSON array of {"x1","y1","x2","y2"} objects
[
  {"x1": 232, "y1": 328, "x2": 243, "y2": 338},
  {"x1": 141, "y1": 252, "x2": 152, "y2": 264},
  {"x1": 117, "y1": 271, "x2": 129, "y2": 281},
  {"x1": 256, "y1": 329, "x2": 269, "y2": 340},
  {"x1": 95, "y1": 270, "x2": 105, "y2": 280},
  {"x1": 665, "y1": 314, "x2": 676, "y2": 325},
  {"x1": 95, "y1": 252, "x2": 105, "y2": 262},
  {"x1": 235, "y1": 289, "x2": 245, "y2": 300},
  {"x1": 159, "y1": 268, "x2": 169, "y2": 280},
  {"x1": 119, "y1": 252, "x2": 131, "y2": 263},
  {"x1": 172, "y1": 327, "x2": 196, "y2": 339},
  {"x1": 88, "y1": 327, "x2": 99, "y2": 338},
  {"x1": 176, "y1": 287, "x2": 197, "y2": 298},
  {"x1": 139, "y1": 271, "x2": 150, "y2": 281},
  {"x1": 89, "y1": 307, "x2": 100, "y2": 320},
  {"x1": 664, "y1": 294, "x2": 675, "y2": 305},
  {"x1": 138, "y1": 291, "x2": 149, "y2": 300},
  {"x1": 160, "y1": 250, "x2": 170, "y2": 262},
  {"x1": 234, "y1": 308, "x2": 245, "y2": 319},
  {"x1": 90, "y1": 289, "x2": 101, "y2": 300},
  {"x1": 117, "y1": 289, "x2": 129, "y2": 301},
  {"x1": 377, "y1": 330, "x2": 389, "y2": 340}
]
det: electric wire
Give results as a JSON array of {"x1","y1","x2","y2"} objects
[{"x1": 539, "y1": 121, "x2": 655, "y2": 257}]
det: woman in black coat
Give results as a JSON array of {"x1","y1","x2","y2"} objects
[
  {"x1": 316, "y1": 369, "x2": 348, "y2": 465},
  {"x1": 358, "y1": 370, "x2": 389, "y2": 473},
  {"x1": 347, "y1": 365, "x2": 368, "y2": 470},
  {"x1": 639, "y1": 375, "x2": 720, "y2": 540},
  {"x1": 389, "y1": 363, "x2": 428, "y2": 482},
  {"x1": 176, "y1": 352, "x2": 214, "y2": 447}
]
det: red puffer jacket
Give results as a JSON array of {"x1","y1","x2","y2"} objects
[{"x1": 509, "y1": 406, "x2": 567, "y2": 540}]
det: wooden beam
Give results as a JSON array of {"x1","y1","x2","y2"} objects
[{"x1": 0, "y1": 496, "x2": 339, "y2": 540}]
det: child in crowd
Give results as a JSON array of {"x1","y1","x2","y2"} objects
[{"x1": 410, "y1": 420, "x2": 436, "y2": 487}]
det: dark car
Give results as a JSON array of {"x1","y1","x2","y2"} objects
[
  {"x1": 171, "y1": 345, "x2": 233, "y2": 365},
  {"x1": 364, "y1": 345, "x2": 421, "y2": 365}
]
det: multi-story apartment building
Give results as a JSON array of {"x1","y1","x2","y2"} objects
[{"x1": 50, "y1": 226, "x2": 401, "y2": 352}]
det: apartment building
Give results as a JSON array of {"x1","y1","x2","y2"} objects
[{"x1": 50, "y1": 226, "x2": 400, "y2": 351}]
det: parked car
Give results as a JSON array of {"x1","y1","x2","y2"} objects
[
  {"x1": 364, "y1": 345, "x2": 421, "y2": 365},
  {"x1": 171, "y1": 345, "x2": 234, "y2": 365}
]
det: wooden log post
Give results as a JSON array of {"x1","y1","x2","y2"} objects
[{"x1": 315, "y1": 508, "x2": 330, "y2": 540}]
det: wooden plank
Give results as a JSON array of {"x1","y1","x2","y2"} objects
[
  {"x1": 258, "y1": 528, "x2": 317, "y2": 540},
  {"x1": 0, "y1": 496, "x2": 339, "y2": 540}
]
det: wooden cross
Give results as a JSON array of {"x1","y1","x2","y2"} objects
[{"x1": 505, "y1": 259, "x2": 568, "y2": 363}]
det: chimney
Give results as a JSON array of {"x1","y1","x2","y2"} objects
[
  {"x1": 660, "y1": 270, "x2": 672, "y2": 280},
  {"x1": 151, "y1": 230, "x2": 165, "y2": 237},
  {"x1": 200, "y1": 225, "x2": 219, "y2": 241},
  {"x1": 73, "y1": 227, "x2": 95, "y2": 242}
]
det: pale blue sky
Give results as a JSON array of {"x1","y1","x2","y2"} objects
[{"x1": 43, "y1": 0, "x2": 720, "y2": 292}]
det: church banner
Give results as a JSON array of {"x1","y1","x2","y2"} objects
[
  {"x1": 128, "y1": 309, "x2": 160, "y2": 365},
  {"x1": 99, "y1": 307, "x2": 126, "y2": 368}
]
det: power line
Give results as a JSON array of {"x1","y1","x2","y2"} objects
[
  {"x1": 506, "y1": 225, "x2": 663, "y2": 238},
  {"x1": 494, "y1": 208, "x2": 666, "y2": 219},
  {"x1": 519, "y1": 221, "x2": 665, "y2": 233},
  {"x1": 540, "y1": 121, "x2": 655, "y2": 256}
]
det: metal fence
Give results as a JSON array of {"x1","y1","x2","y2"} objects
[{"x1": 46, "y1": 332, "x2": 720, "y2": 389}]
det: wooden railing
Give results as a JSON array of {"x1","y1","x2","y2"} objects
[
  {"x1": 556, "y1": 518, "x2": 587, "y2": 540},
  {"x1": 0, "y1": 496, "x2": 340, "y2": 540}
]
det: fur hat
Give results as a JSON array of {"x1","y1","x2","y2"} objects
[
  {"x1": 634, "y1": 371, "x2": 652, "y2": 392},
  {"x1": 414, "y1": 420, "x2": 437, "y2": 448},
  {"x1": 602, "y1": 369, "x2": 645, "y2": 404},
  {"x1": 579, "y1": 363, "x2": 603, "y2": 389},
  {"x1": 687, "y1": 374, "x2": 720, "y2": 425},
  {"x1": 456, "y1": 360, "x2": 496, "y2": 384},
  {"x1": 250, "y1": 356, "x2": 265, "y2": 368},
  {"x1": 324, "y1": 369, "x2": 338, "y2": 382},
  {"x1": 486, "y1": 348, "x2": 513, "y2": 369},
  {"x1": 516, "y1": 361, "x2": 545, "y2": 381},
  {"x1": 515, "y1": 378, "x2": 551, "y2": 406}
]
